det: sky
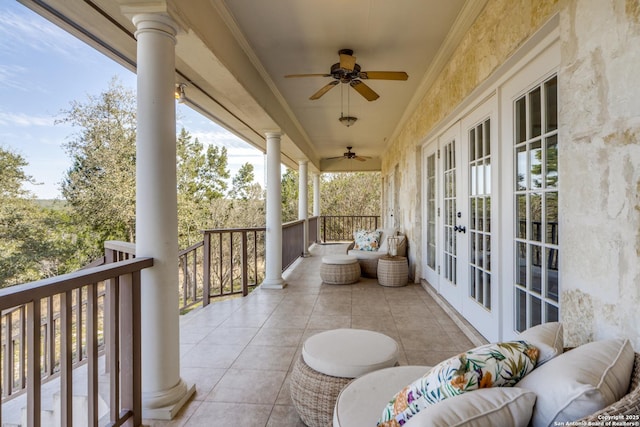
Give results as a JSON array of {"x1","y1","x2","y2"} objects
[{"x1": 0, "y1": 1, "x2": 265, "y2": 199}]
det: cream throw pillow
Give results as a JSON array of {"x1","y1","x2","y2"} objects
[
  {"x1": 518, "y1": 322, "x2": 564, "y2": 365},
  {"x1": 516, "y1": 338, "x2": 634, "y2": 427}
]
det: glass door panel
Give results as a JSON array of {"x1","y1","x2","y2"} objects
[{"x1": 513, "y1": 75, "x2": 560, "y2": 332}]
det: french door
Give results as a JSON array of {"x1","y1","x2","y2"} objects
[{"x1": 423, "y1": 96, "x2": 499, "y2": 341}]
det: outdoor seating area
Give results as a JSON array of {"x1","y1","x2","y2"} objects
[
  {"x1": 164, "y1": 243, "x2": 639, "y2": 427},
  {"x1": 160, "y1": 243, "x2": 478, "y2": 426}
]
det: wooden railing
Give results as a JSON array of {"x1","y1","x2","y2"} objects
[
  {"x1": 319, "y1": 215, "x2": 380, "y2": 242},
  {"x1": 0, "y1": 256, "x2": 153, "y2": 427}
]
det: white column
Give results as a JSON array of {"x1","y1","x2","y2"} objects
[
  {"x1": 132, "y1": 13, "x2": 194, "y2": 419},
  {"x1": 313, "y1": 172, "x2": 321, "y2": 244},
  {"x1": 261, "y1": 131, "x2": 286, "y2": 289},
  {"x1": 312, "y1": 172, "x2": 321, "y2": 217},
  {"x1": 298, "y1": 160, "x2": 309, "y2": 257}
]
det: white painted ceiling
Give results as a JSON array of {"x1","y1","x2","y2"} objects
[{"x1": 217, "y1": 0, "x2": 468, "y2": 167}]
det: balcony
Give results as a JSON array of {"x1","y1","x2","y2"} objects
[
  {"x1": 0, "y1": 220, "x2": 482, "y2": 426},
  {"x1": 158, "y1": 243, "x2": 482, "y2": 426}
]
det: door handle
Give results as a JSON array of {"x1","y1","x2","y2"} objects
[{"x1": 454, "y1": 225, "x2": 466, "y2": 233}]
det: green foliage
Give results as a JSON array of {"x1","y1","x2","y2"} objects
[
  {"x1": 0, "y1": 147, "x2": 90, "y2": 287},
  {"x1": 281, "y1": 168, "x2": 299, "y2": 222},
  {"x1": 59, "y1": 77, "x2": 137, "y2": 243},
  {"x1": 320, "y1": 172, "x2": 381, "y2": 216}
]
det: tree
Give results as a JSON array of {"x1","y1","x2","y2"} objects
[
  {"x1": 280, "y1": 168, "x2": 299, "y2": 222},
  {"x1": 321, "y1": 172, "x2": 381, "y2": 216},
  {"x1": 59, "y1": 77, "x2": 137, "y2": 244},
  {"x1": 229, "y1": 162, "x2": 258, "y2": 200},
  {"x1": 0, "y1": 147, "x2": 87, "y2": 287}
]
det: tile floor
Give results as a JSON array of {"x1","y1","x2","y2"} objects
[{"x1": 144, "y1": 243, "x2": 478, "y2": 426}]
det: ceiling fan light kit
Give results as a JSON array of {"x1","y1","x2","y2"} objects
[{"x1": 339, "y1": 115, "x2": 358, "y2": 127}]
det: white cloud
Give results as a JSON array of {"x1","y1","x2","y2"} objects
[
  {"x1": 0, "y1": 112, "x2": 55, "y2": 127},
  {"x1": 0, "y1": 6, "x2": 86, "y2": 60}
]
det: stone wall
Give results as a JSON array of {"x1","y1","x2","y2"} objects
[
  {"x1": 382, "y1": 0, "x2": 560, "y2": 277},
  {"x1": 558, "y1": 0, "x2": 640, "y2": 348},
  {"x1": 382, "y1": 0, "x2": 640, "y2": 348}
]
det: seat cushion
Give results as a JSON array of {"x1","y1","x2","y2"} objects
[
  {"x1": 302, "y1": 329, "x2": 399, "y2": 378},
  {"x1": 334, "y1": 366, "x2": 430, "y2": 427},
  {"x1": 516, "y1": 338, "x2": 634, "y2": 427},
  {"x1": 334, "y1": 367, "x2": 536, "y2": 427},
  {"x1": 347, "y1": 249, "x2": 388, "y2": 259},
  {"x1": 378, "y1": 341, "x2": 539, "y2": 426},
  {"x1": 321, "y1": 255, "x2": 358, "y2": 265}
]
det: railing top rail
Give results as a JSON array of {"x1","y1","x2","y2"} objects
[
  {"x1": 104, "y1": 240, "x2": 136, "y2": 255},
  {"x1": 178, "y1": 241, "x2": 204, "y2": 256},
  {"x1": 202, "y1": 227, "x2": 267, "y2": 234},
  {"x1": 0, "y1": 257, "x2": 153, "y2": 311},
  {"x1": 283, "y1": 219, "x2": 305, "y2": 229},
  {"x1": 321, "y1": 215, "x2": 380, "y2": 218}
]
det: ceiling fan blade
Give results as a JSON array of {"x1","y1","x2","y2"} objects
[
  {"x1": 340, "y1": 53, "x2": 357, "y2": 71},
  {"x1": 326, "y1": 155, "x2": 346, "y2": 160},
  {"x1": 350, "y1": 80, "x2": 380, "y2": 101},
  {"x1": 310, "y1": 81, "x2": 339, "y2": 100},
  {"x1": 284, "y1": 73, "x2": 332, "y2": 78},
  {"x1": 354, "y1": 156, "x2": 367, "y2": 162},
  {"x1": 358, "y1": 71, "x2": 409, "y2": 80}
]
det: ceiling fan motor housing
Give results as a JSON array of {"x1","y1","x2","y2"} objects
[{"x1": 331, "y1": 62, "x2": 362, "y2": 83}]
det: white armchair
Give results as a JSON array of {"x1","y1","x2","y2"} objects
[{"x1": 346, "y1": 228, "x2": 407, "y2": 278}]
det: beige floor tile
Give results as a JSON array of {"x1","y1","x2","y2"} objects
[
  {"x1": 267, "y1": 405, "x2": 306, "y2": 427},
  {"x1": 185, "y1": 402, "x2": 272, "y2": 426},
  {"x1": 180, "y1": 367, "x2": 226, "y2": 400},
  {"x1": 206, "y1": 368, "x2": 287, "y2": 404},
  {"x1": 306, "y1": 314, "x2": 351, "y2": 329},
  {"x1": 181, "y1": 344, "x2": 244, "y2": 369},
  {"x1": 201, "y1": 326, "x2": 259, "y2": 346},
  {"x1": 263, "y1": 313, "x2": 310, "y2": 329},
  {"x1": 231, "y1": 345, "x2": 297, "y2": 371},
  {"x1": 250, "y1": 327, "x2": 305, "y2": 347}
]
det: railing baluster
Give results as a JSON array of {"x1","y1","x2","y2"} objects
[
  {"x1": 46, "y1": 297, "x2": 54, "y2": 376},
  {"x1": 87, "y1": 283, "x2": 99, "y2": 427},
  {"x1": 119, "y1": 271, "x2": 139, "y2": 427},
  {"x1": 108, "y1": 276, "x2": 120, "y2": 424},
  {"x1": 20, "y1": 307, "x2": 25, "y2": 390},
  {"x1": 4, "y1": 312, "x2": 12, "y2": 397},
  {"x1": 131, "y1": 271, "x2": 142, "y2": 427},
  {"x1": 76, "y1": 287, "x2": 83, "y2": 363},
  {"x1": 203, "y1": 232, "x2": 211, "y2": 307},
  {"x1": 229, "y1": 232, "x2": 234, "y2": 294},
  {"x1": 26, "y1": 300, "x2": 41, "y2": 427},
  {"x1": 242, "y1": 232, "x2": 248, "y2": 296},
  {"x1": 60, "y1": 290, "x2": 73, "y2": 427}
]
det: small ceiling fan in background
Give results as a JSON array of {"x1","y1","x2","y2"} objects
[
  {"x1": 285, "y1": 49, "x2": 408, "y2": 101},
  {"x1": 326, "y1": 147, "x2": 371, "y2": 162}
]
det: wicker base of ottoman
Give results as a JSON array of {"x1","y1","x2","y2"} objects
[
  {"x1": 377, "y1": 256, "x2": 409, "y2": 287},
  {"x1": 290, "y1": 354, "x2": 351, "y2": 427},
  {"x1": 320, "y1": 256, "x2": 360, "y2": 285}
]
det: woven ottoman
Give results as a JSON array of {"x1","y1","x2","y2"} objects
[
  {"x1": 290, "y1": 329, "x2": 400, "y2": 427},
  {"x1": 319, "y1": 255, "x2": 360, "y2": 285},
  {"x1": 377, "y1": 256, "x2": 409, "y2": 287}
]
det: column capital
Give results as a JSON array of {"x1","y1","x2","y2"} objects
[
  {"x1": 119, "y1": 1, "x2": 184, "y2": 36},
  {"x1": 264, "y1": 130, "x2": 283, "y2": 139},
  {"x1": 298, "y1": 159, "x2": 308, "y2": 166}
]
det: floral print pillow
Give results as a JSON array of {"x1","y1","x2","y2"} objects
[
  {"x1": 378, "y1": 341, "x2": 539, "y2": 427},
  {"x1": 353, "y1": 229, "x2": 382, "y2": 251}
]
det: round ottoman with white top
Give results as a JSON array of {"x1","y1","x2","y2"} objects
[
  {"x1": 319, "y1": 255, "x2": 360, "y2": 285},
  {"x1": 290, "y1": 328, "x2": 400, "y2": 427}
]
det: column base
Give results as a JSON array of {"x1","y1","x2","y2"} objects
[
  {"x1": 260, "y1": 278, "x2": 287, "y2": 289},
  {"x1": 142, "y1": 381, "x2": 196, "y2": 420}
]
